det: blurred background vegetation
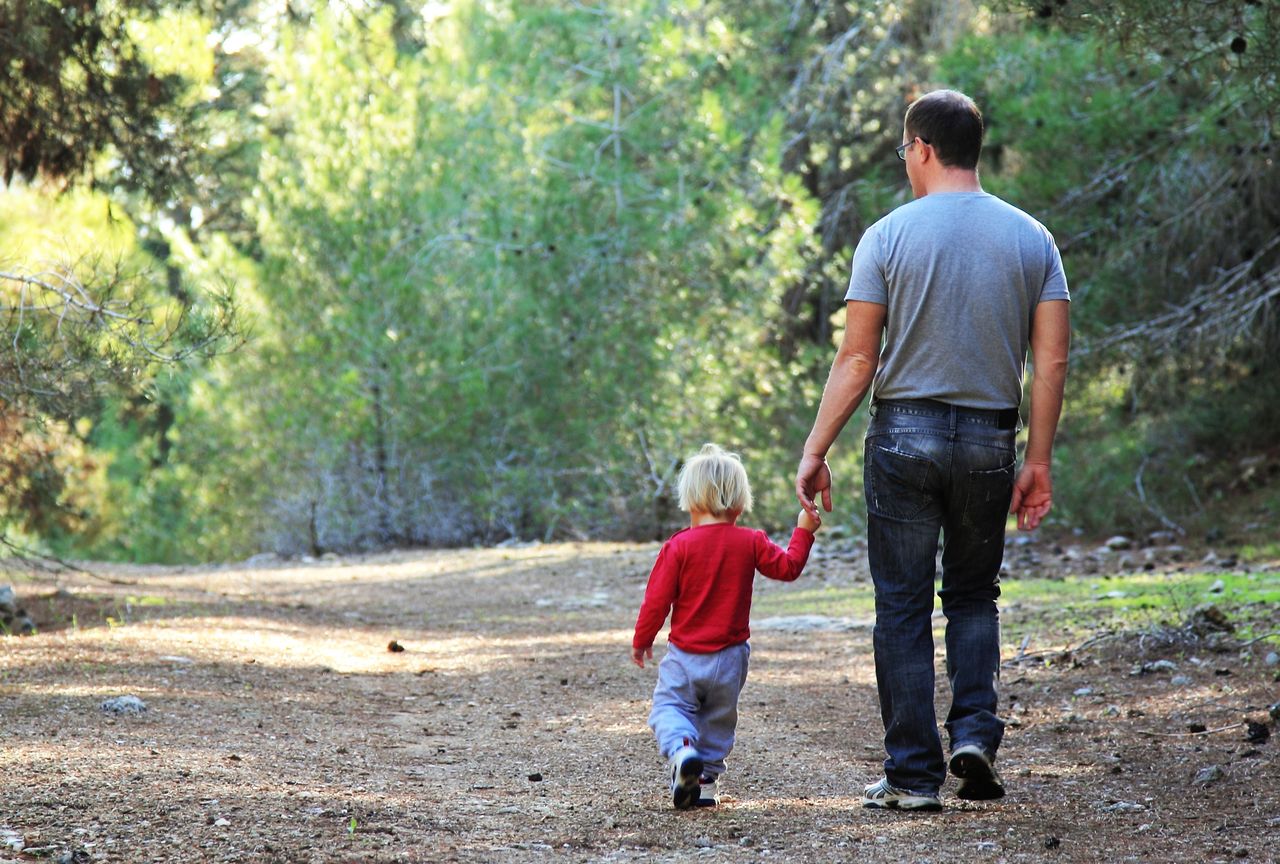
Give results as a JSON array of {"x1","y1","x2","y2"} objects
[{"x1": 1, "y1": 0, "x2": 1277, "y2": 563}]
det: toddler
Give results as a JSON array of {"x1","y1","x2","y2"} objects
[{"x1": 631, "y1": 443, "x2": 821, "y2": 808}]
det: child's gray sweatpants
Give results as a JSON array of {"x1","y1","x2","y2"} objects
[{"x1": 648, "y1": 642, "x2": 750, "y2": 780}]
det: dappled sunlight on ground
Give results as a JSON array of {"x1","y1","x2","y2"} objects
[{"x1": 1, "y1": 542, "x2": 1276, "y2": 862}]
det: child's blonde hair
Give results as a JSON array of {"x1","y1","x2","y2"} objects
[{"x1": 677, "y1": 443, "x2": 753, "y2": 516}]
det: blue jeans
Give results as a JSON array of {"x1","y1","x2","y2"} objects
[{"x1": 863, "y1": 399, "x2": 1016, "y2": 794}]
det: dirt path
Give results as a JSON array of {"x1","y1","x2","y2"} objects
[{"x1": 1, "y1": 543, "x2": 1276, "y2": 863}]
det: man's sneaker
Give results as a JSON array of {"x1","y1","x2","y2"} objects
[
  {"x1": 949, "y1": 744, "x2": 1005, "y2": 800},
  {"x1": 668, "y1": 744, "x2": 703, "y2": 810},
  {"x1": 693, "y1": 775, "x2": 720, "y2": 808},
  {"x1": 862, "y1": 777, "x2": 942, "y2": 811}
]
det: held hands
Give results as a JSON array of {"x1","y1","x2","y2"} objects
[
  {"x1": 1010, "y1": 461, "x2": 1053, "y2": 531},
  {"x1": 798, "y1": 508, "x2": 822, "y2": 533},
  {"x1": 796, "y1": 453, "x2": 833, "y2": 521},
  {"x1": 630, "y1": 645, "x2": 653, "y2": 668}
]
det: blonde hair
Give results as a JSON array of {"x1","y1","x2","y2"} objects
[{"x1": 677, "y1": 443, "x2": 753, "y2": 516}]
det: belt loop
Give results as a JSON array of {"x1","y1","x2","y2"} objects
[{"x1": 949, "y1": 404, "x2": 957, "y2": 434}]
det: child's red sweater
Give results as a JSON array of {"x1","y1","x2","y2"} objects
[{"x1": 633, "y1": 522, "x2": 815, "y2": 654}]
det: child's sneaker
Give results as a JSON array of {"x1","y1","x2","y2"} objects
[
  {"x1": 861, "y1": 777, "x2": 942, "y2": 811},
  {"x1": 693, "y1": 775, "x2": 720, "y2": 808},
  {"x1": 668, "y1": 744, "x2": 703, "y2": 810},
  {"x1": 949, "y1": 744, "x2": 1005, "y2": 800}
]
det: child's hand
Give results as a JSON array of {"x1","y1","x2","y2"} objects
[
  {"x1": 798, "y1": 508, "x2": 822, "y2": 533},
  {"x1": 631, "y1": 645, "x2": 653, "y2": 668}
]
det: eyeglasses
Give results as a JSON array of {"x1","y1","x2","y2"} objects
[{"x1": 895, "y1": 136, "x2": 930, "y2": 160}]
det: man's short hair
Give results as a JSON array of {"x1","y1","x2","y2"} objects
[
  {"x1": 677, "y1": 443, "x2": 753, "y2": 516},
  {"x1": 905, "y1": 90, "x2": 984, "y2": 170}
]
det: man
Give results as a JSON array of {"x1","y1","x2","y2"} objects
[{"x1": 795, "y1": 89, "x2": 1070, "y2": 811}]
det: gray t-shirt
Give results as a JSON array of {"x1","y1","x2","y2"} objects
[{"x1": 846, "y1": 191, "x2": 1069, "y2": 410}]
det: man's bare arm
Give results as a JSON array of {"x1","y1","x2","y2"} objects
[
  {"x1": 1012, "y1": 299, "x2": 1070, "y2": 530},
  {"x1": 796, "y1": 300, "x2": 886, "y2": 517}
]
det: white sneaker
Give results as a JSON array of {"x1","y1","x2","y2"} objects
[
  {"x1": 694, "y1": 775, "x2": 720, "y2": 807},
  {"x1": 862, "y1": 776, "x2": 942, "y2": 811},
  {"x1": 668, "y1": 745, "x2": 703, "y2": 810}
]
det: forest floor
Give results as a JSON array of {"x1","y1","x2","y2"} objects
[{"x1": 1, "y1": 534, "x2": 1277, "y2": 864}]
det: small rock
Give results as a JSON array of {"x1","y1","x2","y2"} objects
[
  {"x1": 1, "y1": 829, "x2": 23, "y2": 852},
  {"x1": 100, "y1": 695, "x2": 148, "y2": 715},
  {"x1": 1245, "y1": 722, "x2": 1270, "y2": 744},
  {"x1": 1208, "y1": 579, "x2": 1226, "y2": 594},
  {"x1": 527, "y1": 772, "x2": 543, "y2": 782},
  {"x1": 387, "y1": 640, "x2": 405, "y2": 653},
  {"x1": 1193, "y1": 765, "x2": 1224, "y2": 786},
  {"x1": 214, "y1": 817, "x2": 231, "y2": 827},
  {"x1": 1105, "y1": 535, "x2": 1132, "y2": 550},
  {"x1": 1074, "y1": 687, "x2": 1093, "y2": 697},
  {"x1": 57, "y1": 851, "x2": 91, "y2": 864},
  {"x1": 693, "y1": 837, "x2": 713, "y2": 849},
  {"x1": 1044, "y1": 836, "x2": 1061, "y2": 849},
  {"x1": 1264, "y1": 652, "x2": 1279, "y2": 667},
  {"x1": 976, "y1": 841, "x2": 998, "y2": 852},
  {"x1": 1187, "y1": 722, "x2": 1207, "y2": 733},
  {"x1": 1269, "y1": 702, "x2": 1280, "y2": 722},
  {"x1": 1171, "y1": 675, "x2": 1192, "y2": 686},
  {"x1": 1102, "y1": 801, "x2": 1146, "y2": 813}
]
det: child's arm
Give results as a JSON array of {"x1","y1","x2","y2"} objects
[
  {"x1": 754, "y1": 516, "x2": 818, "y2": 582},
  {"x1": 798, "y1": 507, "x2": 822, "y2": 533},
  {"x1": 631, "y1": 543, "x2": 678, "y2": 667}
]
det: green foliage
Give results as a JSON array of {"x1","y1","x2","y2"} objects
[
  {"x1": 175, "y1": 2, "x2": 844, "y2": 554},
  {"x1": 6, "y1": 0, "x2": 1278, "y2": 560}
]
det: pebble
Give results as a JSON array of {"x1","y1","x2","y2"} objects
[
  {"x1": 1102, "y1": 801, "x2": 1146, "y2": 813},
  {"x1": 213, "y1": 818, "x2": 230, "y2": 827},
  {"x1": 100, "y1": 695, "x2": 148, "y2": 715},
  {"x1": 1171, "y1": 675, "x2": 1192, "y2": 686},
  {"x1": 1194, "y1": 765, "x2": 1224, "y2": 786},
  {"x1": 1, "y1": 829, "x2": 23, "y2": 852},
  {"x1": 1264, "y1": 652, "x2": 1279, "y2": 667}
]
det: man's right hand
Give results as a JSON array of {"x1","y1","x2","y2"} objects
[
  {"x1": 1011, "y1": 461, "x2": 1053, "y2": 531},
  {"x1": 796, "y1": 453, "x2": 833, "y2": 520}
]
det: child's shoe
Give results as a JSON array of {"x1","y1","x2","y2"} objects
[
  {"x1": 693, "y1": 775, "x2": 720, "y2": 807},
  {"x1": 668, "y1": 743, "x2": 703, "y2": 810}
]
